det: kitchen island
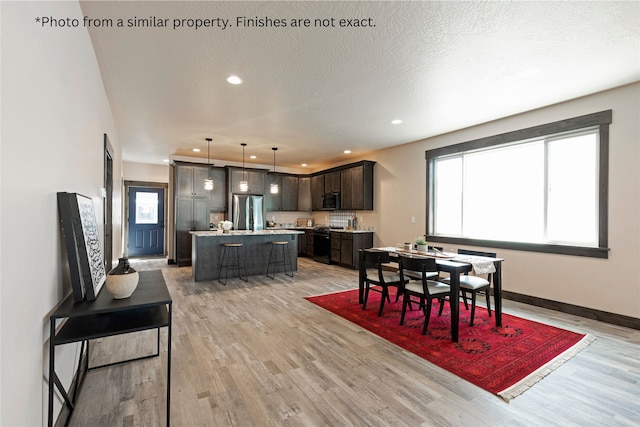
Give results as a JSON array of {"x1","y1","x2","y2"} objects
[{"x1": 190, "y1": 230, "x2": 304, "y2": 282}]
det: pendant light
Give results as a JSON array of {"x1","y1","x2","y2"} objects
[
  {"x1": 239, "y1": 143, "x2": 249, "y2": 192},
  {"x1": 204, "y1": 138, "x2": 214, "y2": 191},
  {"x1": 270, "y1": 147, "x2": 279, "y2": 194}
]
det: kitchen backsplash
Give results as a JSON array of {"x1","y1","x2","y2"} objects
[{"x1": 329, "y1": 211, "x2": 357, "y2": 228}]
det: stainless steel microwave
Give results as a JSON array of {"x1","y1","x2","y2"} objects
[{"x1": 322, "y1": 192, "x2": 341, "y2": 210}]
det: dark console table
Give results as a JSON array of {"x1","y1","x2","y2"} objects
[{"x1": 48, "y1": 270, "x2": 172, "y2": 426}]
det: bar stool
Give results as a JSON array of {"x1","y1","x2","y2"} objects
[
  {"x1": 266, "y1": 241, "x2": 293, "y2": 279},
  {"x1": 218, "y1": 243, "x2": 247, "y2": 285}
]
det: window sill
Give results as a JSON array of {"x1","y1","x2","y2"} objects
[{"x1": 426, "y1": 236, "x2": 609, "y2": 259}]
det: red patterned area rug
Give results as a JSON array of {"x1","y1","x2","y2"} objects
[{"x1": 306, "y1": 288, "x2": 594, "y2": 401}]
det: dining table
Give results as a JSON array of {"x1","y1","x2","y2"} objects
[{"x1": 358, "y1": 248, "x2": 504, "y2": 342}]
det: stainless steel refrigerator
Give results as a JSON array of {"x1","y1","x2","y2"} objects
[{"x1": 232, "y1": 194, "x2": 264, "y2": 231}]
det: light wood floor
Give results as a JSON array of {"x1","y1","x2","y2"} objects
[{"x1": 66, "y1": 257, "x2": 640, "y2": 426}]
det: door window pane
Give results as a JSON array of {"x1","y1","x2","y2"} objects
[{"x1": 136, "y1": 192, "x2": 158, "y2": 224}]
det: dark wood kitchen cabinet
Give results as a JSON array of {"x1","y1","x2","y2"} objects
[
  {"x1": 311, "y1": 174, "x2": 324, "y2": 211},
  {"x1": 298, "y1": 176, "x2": 311, "y2": 212},
  {"x1": 330, "y1": 233, "x2": 341, "y2": 263},
  {"x1": 207, "y1": 167, "x2": 227, "y2": 211},
  {"x1": 324, "y1": 170, "x2": 341, "y2": 193},
  {"x1": 297, "y1": 230, "x2": 306, "y2": 255},
  {"x1": 176, "y1": 164, "x2": 209, "y2": 198},
  {"x1": 265, "y1": 173, "x2": 299, "y2": 211},
  {"x1": 341, "y1": 161, "x2": 375, "y2": 210},
  {"x1": 311, "y1": 161, "x2": 375, "y2": 211},
  {"x1": 305, "y1": 230, "x2": 314, "y2": 256},
  {"x1": 330, "y1": 231, "x2": 373, "y2": 269},
  {"x1": 174, "y1": 163, "x2": 226, "y2": 266},
  {"x1": 228, "y1": 167, "x2": 266, "y2": 195}
]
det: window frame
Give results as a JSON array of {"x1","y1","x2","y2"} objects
[{"x1": 425, "y1": 110, "x2": 611, "y2": 259}]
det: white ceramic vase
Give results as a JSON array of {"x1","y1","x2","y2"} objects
[{"x1": 105, "y1": 257, "x2": 139, "y2": 299}]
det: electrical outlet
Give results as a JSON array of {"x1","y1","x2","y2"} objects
[
  {"x1": 359, "y1": 216, "x2": 363, "y2": 222},
  {"x1": 214, "y1": 215, "x2": 219, "y2": 221},
  {"x1": 411, "y1": 216, "x2": 416, "y2": 224}
]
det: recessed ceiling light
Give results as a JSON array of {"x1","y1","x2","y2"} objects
[
  {"x1": 226, "y1": 75, "x2": 243, "y2": 85},
  {"x1": 391, "y1": 119, "x2": 403, "y2": 125},
  {"x1": 250, "y1": 155, "x2": 257, "y2": 159},
  {"x1": 192, "y1": 148, "x2": 201, "y2": 152},
  {"x1": 301, "y1": 163, "x2": 308, "y2": 167},
  {"x1": 344, "y1": 150, "x2": 351, "y2": 154}
]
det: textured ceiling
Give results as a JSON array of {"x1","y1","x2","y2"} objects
[{"x1": 81, "y1": 1, "x2": 640, "y2": 170}]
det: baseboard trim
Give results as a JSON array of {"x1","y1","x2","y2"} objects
[{"x1": 502, "y1": 290, "x2": 640, "y2": 330}]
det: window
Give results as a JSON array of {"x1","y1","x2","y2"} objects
[
  {"x1": 426, "y1": 110, "x2": 611, "y2": 258},
  {"x1": 135, "y1": 192, "x2": 159, "y2": 224}
]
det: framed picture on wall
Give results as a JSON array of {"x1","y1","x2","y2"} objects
[{"x1": 57, "y1": 192, "x2": 106, "y2": 301}]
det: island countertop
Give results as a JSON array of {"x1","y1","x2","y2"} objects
[{"x1": 191, "y1": 230, "x2": 304, "y2": 237}]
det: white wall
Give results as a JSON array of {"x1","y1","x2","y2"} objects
[
  {"x1": 363, "y1": 83, "x2": 640, "y2": 319},
  {"x1": 0, "y1": 2, "x2": 122, "y2": 425},
  {"x1": 123, "y1": 161, "x2": 169, "y2": 183}
]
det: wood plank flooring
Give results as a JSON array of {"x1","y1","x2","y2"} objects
[{"x1": 66, "y1": 258, "x2": 640, "y2": 426}]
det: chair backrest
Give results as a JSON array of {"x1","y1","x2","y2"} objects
[
  {"x1": 457, "y1": 248, "x2": 496, "y2": 258},
  {"x1": 362, "y1": 249, "x2": 391, "y2": 268},
  {"x1": 398, "y1": 255, "x2": 438, "y2": 295},
  {"x1": 362, "y1": 250, "x2": 392, "y2": 281}
]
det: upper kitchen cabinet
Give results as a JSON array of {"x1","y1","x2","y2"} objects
[
  {"x1": 298, "y1": 176, "x2": 311, "y2": 212},
  {"x1": 311, "y1": 174, "x2": 324, "y2": 211},
  {"x1": 177, "y1": 164, "x2": 210, "y2": 198},
  {"x1": 310, "y1": 161, "x2": 375, "y2": 211},
  {"x1": 207, "y1": 167, "x2": 227, "y2": 211},
  {"x1": 228, "y1": 167, "x2": 266, "y2": 195},
  {"x1": 324, "y1": 170, "x2": 341, "y2": 193},
  {"x1": 341, "y1": 161, "x2": 375, "y2": 210},
  {"x1": 281, "y1": 175, "x2": 299, "y2": 211},
  {"x1": 176, "y1": 163, "x2": 226, "y2": 208},
  {"x1": 265, "y1": 173, "x2": 299, "y2": 211}
]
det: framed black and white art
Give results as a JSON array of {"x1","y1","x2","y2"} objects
[{"x1": 57, "y1": 192, "x2": 106, "y2": 301}]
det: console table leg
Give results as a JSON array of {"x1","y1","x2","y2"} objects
[
  {"x1": 72, "y1": 340, "x2": 86, "y2": 405},
  {"x1": 167, "y1": 303, "x2": 172, "y2": 426},
  {"x1": 48, "y1": 320, "x2": 55, "y2": 427}
]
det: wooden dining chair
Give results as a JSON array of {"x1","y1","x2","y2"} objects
[
  {"x1": 398, "y1": 254, "x2": 451, "y2": 335},
  {"x1": 361, "y1": 249, "x2": 408, "y2": 317},
  {"x1": 441, "y1": 248, "x2": 496, "y2": 326}
]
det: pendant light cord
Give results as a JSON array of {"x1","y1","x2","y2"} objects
[
  {"x1": 272, "y1": 147, "x2": 277, "y2": 173},
  {"x1": 241, "y1": 143, "x2": 247, "y2": 181},
  {"x1": 206, "y1": 138, "x2": 211, "y2": 179}
]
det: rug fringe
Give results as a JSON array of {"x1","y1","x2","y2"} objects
[{"x1": 497, "y1": 334, "x2": 596, "y2": 402}]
